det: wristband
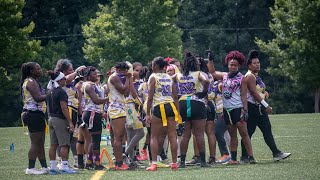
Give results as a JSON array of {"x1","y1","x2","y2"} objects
[{"x1": 261, "y1": 100, "x2": 269, "y2": 108}]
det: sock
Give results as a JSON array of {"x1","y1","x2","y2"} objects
[
  {"x1": 180, "y1": 154, "x2": 186, "y2": 164},
  {"x1": 143, "y1": 143, "x2": 149, "y2": 150},
  {"x1": 28, "y1": 159, "x2": 36, "y2": 169},
  {"x1": 199, "y1": 152, "x2": 206, "y2": 163},
  {"x1": 39, "y1": 159, "x2": 47, "y2": 168},
  {"x1": 78, "y1": 154, "x2": 84, "y2": 166},
  {"x1": 231, "y1": 151, "x2": 237, "y2": 161},
  {"x1": 50, "y1": 160, "x2": 57, "y2": 170},
  {"x1": 95, "y1": 154, "x2": 100, "y2": 165},
  {"x1": 152, "y1": 161, "x2": 157, "y2": 165},
  {"x1": 61, "y1": 160, "x2": 69, "y2": 169},
  {"x1": 122, "y1": 144, "x2": 126, "y2": 153},
  {"x1": 157, "y1": 155, "x2": 161, "y2": 162}
]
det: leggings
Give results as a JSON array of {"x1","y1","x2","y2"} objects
[
  {"x1": 215, "y1": 113, "x2": 230, "y2": 156},
  {"x1": 125, "y1": 127, "x2": 145, "y2": 160}
]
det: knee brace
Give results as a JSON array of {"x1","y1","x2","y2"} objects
[
  {"x1": 92, "y1": 134, "x2": 101, "y2": 151},
  {"x1": 77, "y1": 140, "x2": 85, "y2": 145}
]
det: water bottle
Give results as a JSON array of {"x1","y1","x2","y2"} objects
[
  {"x1": 106, "y1": 135, "x2": 111, "y2": 145},
  {"x1": 10, "y1": 143, "x2": 14, "y2": 152}
]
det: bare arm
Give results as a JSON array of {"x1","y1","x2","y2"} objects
[
  {"x1": 26, "y1": 80, "x2": 46, "y2": 102},
  {"x1": 75, "y1": 83, "x2": 83, "y2": 115},
  {"x1": 171, "y1": 81, "x2": 179, "y2": 113},
  {"x1": 85, "y1": 84, "x2": 108, "y2": 105},
  {"x1": 110, "y1": 75, "x2": 131, "y2": 96},
  {"x1": 246, "y1": 75, "x2": 263, "y2": 103},
  {"x1": 198, "y1": 72, "x2": 210, "y2": 92},
  {"x1": 60, "y1": 100, "x2": 74, "y2": 131},
  {"x1": 146, "y1": 76, "x2": 155, "y2": 116},
  {"x1": 241, "y1": 77, "x2": 248, "y2": 111},
  {"x1": 207, "y1": 60, "x2": 225, "y2": 80}
]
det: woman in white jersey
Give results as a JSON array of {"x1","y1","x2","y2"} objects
[
  {"x1": 207, "y1": 50, "x2": 255, "y2": 164},
  {"x1": 146, "y1": 57, "x2": 181, "y2": 171},
  {"x1": 108, "y1": 62, "x2": 131, "y2": 170},
  {"x1": 173, "y1": 52, "x2": 210, "y2": 168},
  {"x1": 20, "y1": 62, "x2": 48, "y2": 175},
  {"x1": 240, "y1": 50, "x2": 291, "y2": 162}
]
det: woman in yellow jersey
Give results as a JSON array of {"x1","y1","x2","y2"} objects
[
  {"x1": 173, "y1": 52, "x2": 210, "y2": 168},
  {"x1": 240, "y1": 50, "x2": 291, "y2": 162},
  {"x1": 207, "y1": 50, "x2": 255, "y2": 164},
  {"x1": 107, "y1": 62, "x2": 131, "y2": 170},
  {"x1": 82, "y1": 66, "x2": 108, "y2": 170},
  {"x1": 20, "y1": 62, "x2": 48, "y2": 175},
  {"x1": 146, "y1": 57, "x2": 181, "y2": 171},
  {"x1": 54, "y1": 59, "x2": 85, "y2": 166}
]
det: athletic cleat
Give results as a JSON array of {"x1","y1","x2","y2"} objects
[
  {"x1": 114, "y1": 163, "x2": 129, "y2": 171},
  {"x1": 179, "y1": 163, "x2": 186, "y2": 168},
  {"x1": 161, "y1": 158, "x2": 171, "y2": 165},
  {"x1": 134, "y1": 161, "x2": 146, "y2": 168},
  {"x1": 60, "y1": 167, "x2": 78, "y2": 174},
  {"x1": 40, "y1": 167, "x2": 49, "y2": 174},
  {"x1": 217, "y1": 154, "x2": 231, "y2": 163},
  {"x1": 186, "y1": 156, "x2": 201, "y2": 165},
  {"x1": 122, "y1": 154, "x2": 130, "y2": 165},
  {"x1": 25, "y1": 168, "x2": 45, "y2": 175},
  {"x1": 240, "y1": 156, "x2": 250, "y2": 164},
  {"x1": 200, "y1": 162, "x2": 211, "y2": 168},
  {"x1": 128, "y1": 162, "x2": 138, "y2": 170},
  {"x1": 94, "y1": 164, "x2": 106, "y2": 170},
  {"x1": 208, "y1": 157, "x2": 216, "y2": 165},
  {"x1": 136, "y1": 154, "x2": 148, "y2": 161},
  {"x1": 140, "y1": 149, "x2": 148, "y2": 160},
  {"x1": 249, "y1": 157, "x2": 257, "y2": 164},
  {"x1": 48, "y1": 169, "x2": 60, "y2": 175},
  {"x1": 223, "y1": 160, "x2": 239, "y2": 165},
  {"x1": 85, "y1": 163, "x2": 94, "y2": 170},
  {"x1": 146, "y1": 164, "x2": 157, "y2": 171},
  {"x1": 74, "y1": 164, "x2": 85, "y2": 170},
  {"x1": 273, "y1": 152, "x2": 291, "y2": 162},
  {"x1": 157, "y1": 161, "x2": 170, "y2": 168},
  {"x1": 170, "y1": 163, "x2": 178, "y2": 170}
]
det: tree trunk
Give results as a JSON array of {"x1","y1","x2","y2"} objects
[{"x1": 315, "y1": 87, "x2": 320, "y2": 113}]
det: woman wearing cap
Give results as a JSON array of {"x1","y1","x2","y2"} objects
[
  {"x1": 20, "y1": 62, "x2": 48, "y2": 175},
  {"x1": 47, "y1": 71, "x2": 77, "y2": 174},
  {"x1": 207, "y1": 50, "x2": 255, "y2": 164},
  {"x1": 240, "y1": 50, "x2": 291, "y2": 162}
]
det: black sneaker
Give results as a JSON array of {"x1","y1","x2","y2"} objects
[
  {"x1": 240, "y1": 156, "x2": 249, "y2": 164},
  {"x1": 179, "y1": 163, "x2": 186, "y2": 168},
  {"x1": 74, "y1": 164, "x2": 85, "y2": 170},
  {"x1": 273, "y1": 152, "x2": 291, "y2": 161},
  {"x1": 94, "y1": 164, "x2": 106, "y2": 170},
  {"x1": 128, "y1": 162, "x2": 138, "y2": 170}
]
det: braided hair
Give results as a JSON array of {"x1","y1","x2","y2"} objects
[
  {"x1": 20, "y1": 62, "x2": 38, "y2": 96},
  {"x1": 182, "y1": 52, "x2": 200, "y2": 76}
]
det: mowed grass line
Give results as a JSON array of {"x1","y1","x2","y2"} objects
[{"x1": 0, "y1": 113, "x2": 319, "y2": 180}]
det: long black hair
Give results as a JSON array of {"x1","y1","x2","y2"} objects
[
  {"x1": 182, "y1": 52, "x2": 200, "y2": 76},
  {"x1": 20, "y1": 62, "x2": 38, "y2": 96}
]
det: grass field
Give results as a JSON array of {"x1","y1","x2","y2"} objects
[{"x1": 1, "y1": 113, "x2": 320, "y2": 180}]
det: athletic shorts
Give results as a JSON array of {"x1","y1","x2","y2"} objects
[
  {"x1": 126, "y1": 102, "x2": 143, "y2": 129},
  {"x1": 82, "y1": 111, "x2": 102, "y2": 133},
  {"x1": 153, "y1": 103, "x2": 175, "y2": 120},
  {"x1": 207, "y1": 101, "x2": 216, "y2": 121},
  {"x1": 21, "y1": 110, "x2": 46, "y2": 133},
  {"x1": 68, "y1": 106, "x2": 78, "y2": 126},
  {"x1": 179, "y1": 100, "x2": 207, "y2": 121},
  {"x1": 108, "y1": 103, "x2": 126, "y2": 120},
  {"x1": 48, "y1": 116, "x2": 70, "y2": 146},
  {"x1": 223, "y1": 107, "x2": 243, "y2": 125}
]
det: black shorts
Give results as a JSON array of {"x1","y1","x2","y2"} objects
[
  {"x1": 153, "y1": 103, "x2": 175, "y2": 119},
  {"x1": 179, "y1": 100, "x2": 207, "y2": 121},
  {"x1": 207, "y1": 101, "x2": 216, "y2": 121},
  {"x1": 223, "y1": 107, "x2": 242, "y2": 125},
  {"x1": 68, "y1": 106, "x2": 78, "y2": 126},
  {"x1": 21, "y1": 111, "x2": 46, "y2": 133},
  {"x1": 82, "y1": 111, "x2": 102, "y2": 133}
]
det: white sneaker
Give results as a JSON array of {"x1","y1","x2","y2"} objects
[
  {"x1": 40, "y1": 167, "x2": 49, "y2": 174},
  {"x1": 25, "y1": 168, "x2": 45, "y2": 175},
  {"x1": 273, "y1": 152, "x2": 291, "y2": 161},
  {"x1": 73, "y1": 156, "x2": 78, "y2": 167}
]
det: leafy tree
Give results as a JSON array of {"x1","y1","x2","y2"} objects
[
  {"x1": 0, "y1": 0, "x2": 41, "y2": 126},
  {"x1": 256, "y1": 0, "x2": 320, "y2": 112},
  {"x1": 83, "y1": 0, "x2": 183, "y2": 71}
]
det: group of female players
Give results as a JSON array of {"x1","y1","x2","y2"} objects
[{"x1": 20, "y1": 49, "x2": 291, "y2": 174}]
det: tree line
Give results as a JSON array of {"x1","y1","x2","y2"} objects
[{"x1": 0, "y1": 0, "x2": 318, "y2": 127}]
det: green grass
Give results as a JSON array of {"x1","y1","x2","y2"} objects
[{"x1": 1, "y1": 113, "x2": 320, "y2": 180}]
